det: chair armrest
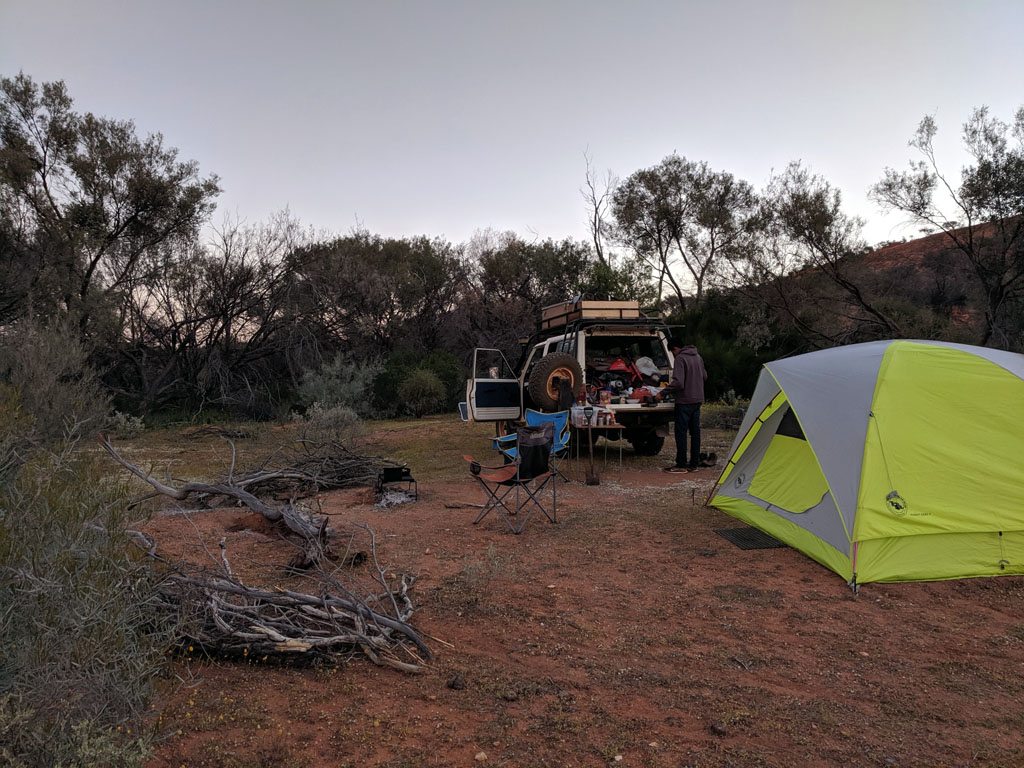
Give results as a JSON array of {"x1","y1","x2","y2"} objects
[
  {"x1": 491, "y1": 434, "x2": 518, "y2": 451},
  {"x1": 463, "y1": 454, "x2": 516, "y2": 470}
]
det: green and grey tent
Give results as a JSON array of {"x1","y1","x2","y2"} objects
[{"x1": 709, "y1": 340, "x2": 1024, "y2": 585}]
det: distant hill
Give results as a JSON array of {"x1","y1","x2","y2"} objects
[
  {"x1": 861, "y1": 228, "x2": 981, "y2": 330},
  {"x1": 865, "y1": 226, "x2": 976, "y2": 272},
  {"x1": 751, "y1": 223, "x2": 996, "y2": 348}
]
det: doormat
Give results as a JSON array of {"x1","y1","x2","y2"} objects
[{"x1": 715, "y1": 527, "x2": 787, "y2": 550}]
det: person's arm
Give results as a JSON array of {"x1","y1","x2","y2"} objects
[{"x1": 658, "y1": 358, "x2": 685, "y2": 398}]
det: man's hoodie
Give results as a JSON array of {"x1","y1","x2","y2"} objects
[{"x1": 665, "y1": 345, "x2": 707, "y2": 404}]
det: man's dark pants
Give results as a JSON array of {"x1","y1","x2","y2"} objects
[{"x1": 674, "y1": 402, "x2": 701, "y2": 468}]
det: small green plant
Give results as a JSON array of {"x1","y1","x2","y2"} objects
[
  {"x1": 397, "y1": 368, "x2": 445, "y2": 418},
  {"x1": 0, "y1": 695, "x2": 151, "y2": 768},
  {"x1": 0, "y1": 321, "x2": 109, "y2": 443},
  {"x1": 460, "y1": 543, "x2": 516, "y2": 589},
  {"x1": 105, "y1": 410, "x2": 146, "y2": 439},
  {"x1": 299, "y1": 355, "x2": 381, "y2": 418},
  {"x1": 292, "y1": 402, "x2": 361, "y2": 443}
]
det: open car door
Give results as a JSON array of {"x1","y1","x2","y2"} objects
[{"x1": 465, "y1": 348, "x2": 522, "y2": 422}]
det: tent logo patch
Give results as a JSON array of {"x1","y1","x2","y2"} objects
[{"x1": 886, "y1": 490, "x2": 908, "y2": 517}]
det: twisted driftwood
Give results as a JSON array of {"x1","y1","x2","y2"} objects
[
  {"x1": 130, "y1": 530, "x2": 435, "y2": 673},
  {"x1": 230, "y1": 439, "x2": 397, "y2": 499},
  {"x1": 100, "y1": 435, "x2": 341, "y2": 570},
  {"x1": 182, "y1": 424, "x2": 252, "y2": 440}
]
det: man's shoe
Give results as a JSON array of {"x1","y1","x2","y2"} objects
[{"x1": 663, "y1": 465, "x2": 690, "y2": 473}]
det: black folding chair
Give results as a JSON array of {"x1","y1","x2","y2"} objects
[{"x1": 464, "y1": 421, "x2": 557, "y2": 534}]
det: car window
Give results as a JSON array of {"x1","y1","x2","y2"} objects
[
  {"x1": 585, "y1": 336, "x2": 670, "y2": 368},
  {"x1": 474, "y1": 350, "x2": 515, "y2": 379}
]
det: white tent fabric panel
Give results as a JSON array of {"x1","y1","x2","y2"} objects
[
  {"x1": 717, "y1": 404, "x2": 850, "y2": 553},
  {"x1": 764, "y1": 342, "x2": 888, "y2": 533},
  {"x1": 722, "y1": 371, "x2": 781, "y2": 461}
]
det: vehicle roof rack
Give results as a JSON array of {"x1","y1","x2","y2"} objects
[{"x1": 539, "y1": 299, "x2": 643, "y2": 332}]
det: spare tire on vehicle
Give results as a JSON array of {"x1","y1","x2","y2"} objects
[{"x1": 527, "y1": 352, "x2": 583, "y2": 411}]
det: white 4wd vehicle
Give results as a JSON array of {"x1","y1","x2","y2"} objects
[{"x1": 463, "y1": 300, "x2": 677, "y2": 455}]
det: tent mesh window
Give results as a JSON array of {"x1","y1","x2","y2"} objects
[
  {"x1": 715, "y1": 527, "x2": 788, "y2": 550},
  {"x1": 775, "y1": 407, "x2": 805, "y2": 439}
]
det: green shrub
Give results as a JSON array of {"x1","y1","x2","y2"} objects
[
  {"x1": 374, "y1": 349, "x2": 465, "y2": 418},
  {"x1": 0, "y1": 384, "x2": 32, "y2": 482},
  {"x1": 0, "y1": 695, "x2": 150, "y2": 768},
  {"x1": 0, "y1": 421, "x2": 175, "y2": 767},
  {"x1": 397, "y1": 369, "x2": 446, "y2": 418},
  {"x1": 0, "y1": 322, "x2": 109, "y2": 443},
  {"x1": 702, "y1": 400, "x2": 748, "y2": 430},
  {"x1": 292, "y1": 402, "x2": 361, "y2": 443},
  {"x1": 298, "y1": 355, "x2": 381, "y2": 418},
  {"x1": 105, "y1": 411, "x2": 146, "y2": 439}
]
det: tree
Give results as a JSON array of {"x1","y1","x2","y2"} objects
[
  {"x1": 771, "y1": 162, "x2": 903, "y2": 338},
  {"x1": 114, "y1": 212, "x2": 311, "y2": 415},
  {"x1": 294, "y1": 231, "x2": 465, "y2": 358},
  {"x1": 610, "y1": 155, "x2": 691, "y2": 310},
  {"x1": 871, "y1": 106, "x2": 1024, "y2": 347},
  {"x1": 610, "y1": 154, "x2": 760, "y2": 311},
  {"x1": 678, "y1": 163, "x2": 761, "y2": 305},
  {"x1": 0, "y1": 73, "x2": 220, "y2": 333},
  {"x1": 450, "y1": 231, "x2": 604, "y2": 361},
  {"x1": 722, "y1": 162, "x2": 905, "y2": 348},
  {"x1": 581, "y1": 150, "x2": 616, "y2": 267}
]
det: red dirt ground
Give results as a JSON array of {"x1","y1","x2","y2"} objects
[{"x1": 139, "y1": 423, "x2": 1024, "y2": 768}]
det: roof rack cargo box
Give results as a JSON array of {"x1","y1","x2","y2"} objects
[{"x1": 540, "y1": 299, "x2": 641, "y2": 331}]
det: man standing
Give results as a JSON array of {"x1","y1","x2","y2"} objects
[{"x1": 659, "y1": 339, "x2": 707, "y2": 472}]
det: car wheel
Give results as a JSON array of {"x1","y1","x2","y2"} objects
[
  {"x1": 628, "y1": 430, "x2": 665, "y2": 456},
  {"x1": 527, "y1": 352, "x2": 583, "y2": 411}
]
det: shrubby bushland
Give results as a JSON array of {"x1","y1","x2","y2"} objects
[
  {"x1": 374, "y1": 349, "x2": 464, "y2": 418},
  {"x1": 0, "y1": 322, "x2": 110, "y2": 442},
  {"x1": 292, "y1": 401, "x2": 362, "y2": 443},
  {"x1": 298, "y1": 354, "x2": 381, "y2": 418},
  {"x1": 397, "y1": 369, "x2": 446, "y2": 418},
  {"x1": 0, "y1": 390, "x2": 174, "y2": 768}
]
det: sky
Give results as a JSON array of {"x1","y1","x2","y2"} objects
[{"x1": 2, "y1": 0, "x2": 1022, "y2": 249}]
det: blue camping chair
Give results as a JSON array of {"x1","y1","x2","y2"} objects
[
  {"x1": 467, "y1": 421, "x2": 557, "y2": 534},
  {"x1": 492, "y1": 409, "x2": 570, "y2": 480}
]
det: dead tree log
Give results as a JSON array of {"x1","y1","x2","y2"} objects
[
  {"x1": 164, "y1": 572, "x2": 433, "y2": 672},
  {"x1": 230, "y1": 439, "x2": 397, "y2": 499},
  {"x1": 99, "y1": 435, "x2": 342, "y2": 569},
  {"x1": 131, "y1": 531, "x2": 434, "y2": 672}
]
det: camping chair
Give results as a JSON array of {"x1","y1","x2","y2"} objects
[
  {"x1": 466, "y1": 421, "x2": 557, "y2": 534},
  {"x1": 492, "y1": 409, "x2": 571, "y2": 481}
]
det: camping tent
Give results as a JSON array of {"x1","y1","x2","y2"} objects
[{"x1": 709, "y1": 340, "x2": 1024, "y2": 585}]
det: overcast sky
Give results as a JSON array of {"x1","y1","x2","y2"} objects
[{"x1": 2, "y1": 0, "x2": 1022, "y2": 248}]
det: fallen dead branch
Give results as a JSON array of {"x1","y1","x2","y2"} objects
[
  {"x1": 182, "y1": 424, "x2": 252, "y2": 440},
  {"x1": 100, "y1": 434, "x2": 349, "y2": 570},
  {"x1": 230, "y1": 439, "x2": 398, "y2": 499},
  {"x1": 132, "y1": 530, "x2": 433, "y2": 672},
  {"x1": 103, "y1": 434, "x2": 434, "y2": 671}
]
